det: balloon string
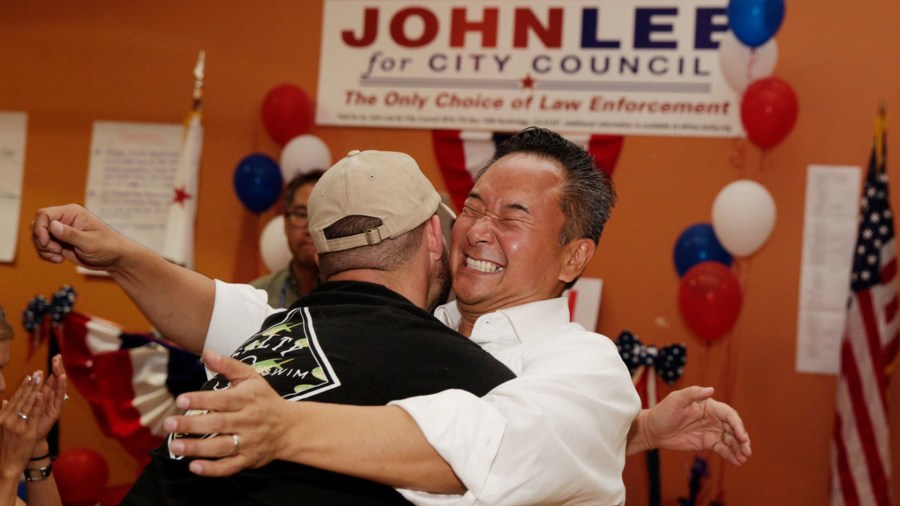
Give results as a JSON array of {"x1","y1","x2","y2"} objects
[
  {"x1": 712, "y1": 257, "x2": 752, "y2": 503},
  {"x1": 756, "y1": 149, "x2": 775, "y2": 183},
  {"x1": 728, "y1": 137, "x2": 747, "y2": 178},
  {"x1": 745, "y1": 49, "x2": 758, "y2": 92},
  {"x1": 700, "y1": 341, "x2": 711, "y2": 388},
  {"x1": 725, "y1": 258, "x2": 751, "y2": 402},
  {"x1": 713, "y1": 458, "x2": 727, "y2": 505}
]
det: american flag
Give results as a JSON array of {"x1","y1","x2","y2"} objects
[{"x1": 831, "y1": 111, "x2": 899, "y2": 506}]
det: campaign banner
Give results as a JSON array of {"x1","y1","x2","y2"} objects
[{"x1": 317, "y1": 0, "x2": 743, "y2": 137}]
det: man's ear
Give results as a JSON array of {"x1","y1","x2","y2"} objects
[
  {"x1": 425, "y1": 215, "x2": 444, "y2": 261},
  {"x1": 559, "y1": 238, "x2": 596, "y2": 283}
]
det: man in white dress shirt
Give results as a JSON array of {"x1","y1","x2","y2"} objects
[{"x1": 32, "y1": 127, "x2": 750, "y2": 505}]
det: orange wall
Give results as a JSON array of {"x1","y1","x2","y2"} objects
[{"x1": 2, "y1": 1, "x2": 899, "y2": 503}]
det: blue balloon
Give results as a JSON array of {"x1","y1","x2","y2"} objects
[
  {"x1": 727, "y1": 0, "x2": 785, "y2": 48},
  {"x1": 673, "y1": 223, "x2": 733, "y2": 277},
  {"x1": 233, "y1": 153, "x2": 283, "y2": 213}
]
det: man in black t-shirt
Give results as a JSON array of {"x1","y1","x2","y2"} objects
[{"x1": 119, "y1": 150, "x2": 515, "y2": 505}]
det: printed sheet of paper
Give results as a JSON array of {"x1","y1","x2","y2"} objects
[
  {"x1": 83, "y1": 121, "x2": 183, "y2": 273},
  {"x1": 0, "y1": 112, "x2": 27, "y2": 263},
  {"x1": 796, "y1": 165, "x2": 861, "y2": 374}
]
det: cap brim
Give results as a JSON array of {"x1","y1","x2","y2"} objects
[{"x1": 437, "y1": 202, "x2": 456, "y2": 255}]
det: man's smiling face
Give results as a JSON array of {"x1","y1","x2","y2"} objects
[{"x1": 449, "y1": 152, "x2": 572, "y2": 314}]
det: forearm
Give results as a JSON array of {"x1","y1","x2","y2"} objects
[
  {"x1": 23, "y1": 442, "x2": 60, "y2": 506},
  {"x1": 107, "y1": 240, "x2": 214, "y2": 354},
  {"x1": 0, "y1": 473, "x2": 19, "y2": 506},
  {"x1": 279, "y1": 402, "x2": 463, "y2": 493},
  {"x1": 24, "y1": 476, "x2": 60, "y2": 506}
]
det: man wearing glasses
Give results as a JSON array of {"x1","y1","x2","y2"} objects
[{"x1": 249, "y1": 171, "x2": 325, "y2": 308}]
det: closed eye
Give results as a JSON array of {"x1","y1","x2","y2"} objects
[{"x1": 461, "y1": 204, "x2": 483, "y2": 218}]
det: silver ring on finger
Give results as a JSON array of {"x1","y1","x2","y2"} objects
[
  {"x1": 16, "y1": 412, "x2": 28, "y2": 421},
  {"x1": 232, "y1": 434, "x2": 240, "y2": 455}
]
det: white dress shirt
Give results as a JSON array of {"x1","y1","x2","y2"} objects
[{"x1": 205, "y1": 281, "x2": 640, "y2": 505}]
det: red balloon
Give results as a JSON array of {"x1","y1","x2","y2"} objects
[
  {"x1": 678, "y1": 261, "x2": 743, "y2": 342},
  {"x1": 54, "y1": 447, "x2": 109, "y2": 504},
  {"x1": 261, "y1": 83, "x2": 313, "y2": 146},
  {"x1": 740, "y1": 77, "x2": 798, "y2": 149}
]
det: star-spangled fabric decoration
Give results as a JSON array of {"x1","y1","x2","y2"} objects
[
  {"x1": 22, "y1": 296, "x2": 49, "y2": 334},
  {"x1": 615, "y1": 329, "x2": 686, "y2": 385},
  {"x1": 49, "y1": 285, "x2": 76, "y2": 323},
  {"x1": 22, "y1": 285, "x2": 77, "y2": 358},
  {"x1": 851, "y1": 170, "x2": 895, "y2": 291},
  {"x1": 22, "y1": 285, "x2": 76, "y2": 332}
]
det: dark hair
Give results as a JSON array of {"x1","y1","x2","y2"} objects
[
  {"x1": 284, "y1": 170, "x2": 326, "y2": 208},
  {"x1": 477, "y1": 127, "x2": 617, "y2": 246},
  {"x1": 317, "y1": 216, "x2": 425, "y2": 279}
]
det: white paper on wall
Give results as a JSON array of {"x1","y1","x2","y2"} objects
[
  {"x1": 0, "y1": 112, "x2": 27, "y2": 263},
  {"x1": 796, "y1": 165, "x2": 861, "y2": 374},
  {"x1": 81, "y1": 121, "x2": 183, "y2": 274}
]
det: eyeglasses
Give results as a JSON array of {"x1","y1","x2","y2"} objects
[{"x1": 285, "y1": 208, "x2": 309, "y2": 227}]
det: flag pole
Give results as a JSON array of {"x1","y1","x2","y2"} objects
[{"x1": 161, "y1": 51, "x2": 205, "y2": 267}]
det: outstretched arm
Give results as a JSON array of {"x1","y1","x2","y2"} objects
[
  {"x1": 32, "y1": 204, "x2": 215, "y2": 353},
  {"x1": 164, "y1": 350, "x2": 463, "y2": 492},
  {"x1": 167, "y1": 337, "x2": 640, "y2": 505},
  {"x1": 626, "y1": 386, "x2": 752, "y2": 465}
]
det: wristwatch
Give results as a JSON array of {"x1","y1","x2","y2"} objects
[{"x1": 23, "y1": 463, "x2": 52, "y2": 482}]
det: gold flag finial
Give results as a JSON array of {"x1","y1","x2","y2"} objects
[
  {"x1": 192, "y1": 50, "x2": 205, "y2": 111},
  {"x1": 874, "y1": 103, "x2": 887, "y2": 168}
]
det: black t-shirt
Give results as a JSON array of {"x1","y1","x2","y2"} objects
[{"x1": 123, "y1": 281, "x2": 515, "y2": 505}]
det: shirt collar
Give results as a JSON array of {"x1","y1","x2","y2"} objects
[{"x1": 434, "y1": 296, "x2": 571, "y2": 343}]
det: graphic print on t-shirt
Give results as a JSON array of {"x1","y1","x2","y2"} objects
[
  {"x1": 207, "y1": 306, "x2": 341, "y2": 400},
  {"x1": 168, "y1": 306, "x2": 340, "y2": 458}
]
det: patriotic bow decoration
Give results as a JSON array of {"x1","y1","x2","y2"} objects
[
  {"x1": 616, "y1": 329, "x2": 686, "y2": 385},
  {"x1": 616, "y1": 329, "x2": 688, "y2": 506},
  {"x1": 22, "y1": 285, "x2": 77, "y2": 357}
]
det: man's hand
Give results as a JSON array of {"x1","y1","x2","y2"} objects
[
  {"x1": 627, "y1": 386, "x2": 751, "y2": 465},
  {"x1": 31, "y1": 204, "x2": 130, "y2": 270},
  {"x1": 164, "y1": 350, "x2": 292, "y2": 477}
]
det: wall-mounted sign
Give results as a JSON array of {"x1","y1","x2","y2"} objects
[{"x1": 317, "y1": 0, "x2": 741, "y2": 137}]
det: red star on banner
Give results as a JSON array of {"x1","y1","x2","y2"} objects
[
  {"x1": 172, "y1": 186, "x2": 192, "y2": 205},
  {"x1": 520, "y1": 74, "x2": 535, "y2": 90}
]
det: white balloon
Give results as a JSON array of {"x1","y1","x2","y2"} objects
[
  {"x1": 260, "y1": 215, "x2": 292, "y2": 272},
  {"x1": 711, "y1": 179, "x2": 777, "y2": 257},
  {"x1": 719, "y1": 32, "x2": 778, "y2": 94},
  {"x1": 279, "y1": 134, "x2": 332, "y2": 182}
]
